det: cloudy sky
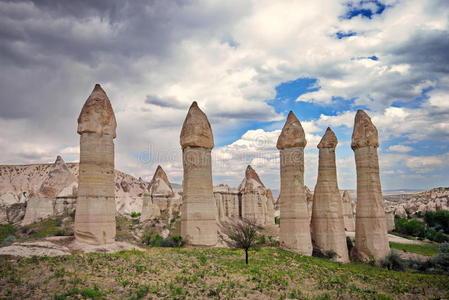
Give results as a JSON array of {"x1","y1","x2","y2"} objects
[{"x1": 1, "y1": 0, "x2": 448, "y2": 191}]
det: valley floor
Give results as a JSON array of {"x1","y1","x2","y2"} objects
[{"x1": 1, "y1": 247, "x2": 448, "y2": 300}]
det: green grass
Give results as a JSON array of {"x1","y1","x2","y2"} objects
[
  {"x1": 0, "y1": 224, "x2": 16, "y2": 243},
  {"x1": 389, "y1": 242, "x2": 439, "y2": 256},
  {"x1": 1, "y1": 247, "x2": 449, "y2": 299}
]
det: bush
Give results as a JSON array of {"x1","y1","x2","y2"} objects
[
  {"x1": 274, "y1": 217, "x2": 280, "y2": 225},
  {"x1": 380, "y1": 252, "x2": 406, "y2": 271},
  {"x1": 424, "y1": 210, "x2": 449, "y2": 234},
  {"x1": 432, "y1": 242, "x2": 449, "y2": 273},
  {"x1": 141, "y1": 233, "x2": 184, "y2": 247},
  {"x1": 160, "y1": 235, "x2": 184, "y2": 247},
  {"x1": 0, "y1": 224, "x2": 16, "y2": 243},
  {"x1": 346, "y1": 237, "x2": 354, "y2": 254},
  {"x1": 130, "y1": 212, "x2": 141, "y2": 218},
  {"x1": 395, "y1": 218, "x2": 426, "y2": 237},
  {"x1": 425, "y1": 228, "x2": 449, "y2": 243}
]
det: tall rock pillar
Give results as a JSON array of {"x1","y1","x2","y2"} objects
[
  {"x1": 311, "y1": 128, "x2": 349, "y2": 262},
  {"x1": 352, "y1": 110, "x2": 390, "y2": 261},
  {"x1": 276, "y1": 111, "x2": 312, "y2": 255},
  {"x1": 342, "y1": 191, "x2": 355, "y2": 232},
  {"x1": 74, "y1": 84, "x2": 117, "y2": 245},
  {"x1": 180, "y1": 102, "x2": 217, "y2": 246}
]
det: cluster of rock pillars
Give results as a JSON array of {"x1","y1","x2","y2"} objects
[{"x1": 75, "y1": 84, "x2": 390, "y2": 263}]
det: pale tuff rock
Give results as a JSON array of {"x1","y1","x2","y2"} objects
[
  {"x1": 0, "y1": 161, "x2": 148, "y2": 224},
  {"x1": 277, "y1": 111, "x2": 312, "y2": 255},
  {"x1": 385, "y1": 212, "x2": 395, "y2": 232},
  {"x1": 342, "y1": 191, "x2": 355, "y2": 232},
  {"x1": 311, "y1": 128, "x2": 349, "y2": 262},
  {"x1": 238, "y1": 165, "x2": 275, "y2": 226},
  {"x1": 140, "y1": 193, "x2": 161, "y2": 222},
  {"x1": 22, "y1": 156, "x2": 77, "y2": 226},
  {"x1": 180, "y1": 102, "x2": 217, "y2": 246},
  {"x1": 351, "y1": 110, "x2": 379, "y2": 150},
  {"x1": 149, "y1": 165, "x2": 175, "y2": 210},
  {"x1": 276, "y1": 111, "x2": 307, "y2": 150},
  {"x1": 77, "y1": 84, "x2": 117, "y2": 138},
  {"x1": 352, "y1": 110, "x2": 390, "y2": 262},
  {"x1": 75, "y1": 84, "x2": 117, "y2": 245},
  {"x1": 39, "y1": 156, "x2": 76, "y2": 198},
  {"x1": 214, "y1": 184, "x2": 240, "y2": 221},
  {"x1": 21, "y1": 196, "x2": 54, "y2": 226},
  {"x1": 266, "y1": 189, "x2": 276, "y2": 225},
  {"x1": 141, "y1": 165, "x2": 175, "y2": 222},
  {"x1": 388, "y1": 187, "x2": 449, "y2": 217},
  {"x1": 180, "y1": 101, "x2": 214, "y2": 150}
]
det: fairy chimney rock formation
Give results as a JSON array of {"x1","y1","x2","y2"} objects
[
  {"x1": 311, "y1": 128, "x2": 349, "y2": 262},
  {"x1": 342, "y1": 190, "x2": 356, "y2": 232},
  {"x1": 351, "y1": 110, "x2": 390, "y2": 261},
  {"x1": 22, "y1": 156, "x2": 77, "y2": 226},
  {"x1": 180, "y1": 101, "x2": 217, "y2": 246},
  {"x1": 74, "y1": 84, "x2": 117, "y2": 245},
  {"x1": 276, "y1": 111, "x2": 312, "y2": 255},
  {"x1": 141, "y1": 165, "x2": 174, "y2": 221},
  {"x1": 238, "y1": 165, "x2": 274, "y2": 226}
]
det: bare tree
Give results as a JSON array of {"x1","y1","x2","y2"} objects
[{"x1": 222, "y1": 218, "x2": 261, "y2": 264}]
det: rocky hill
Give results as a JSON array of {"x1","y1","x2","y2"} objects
[
  {"x1": 386, "y1": 187, "x2": 449, "y2": 217},
  {"x1": 0, "y1": 156, "x2": 149, "y2": 224}
]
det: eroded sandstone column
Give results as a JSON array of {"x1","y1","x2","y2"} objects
[
  {"x1": 180, "y1": 102, "x2": 217, "y2": 246},
  {"x1": 277, "y1": 111, "x2": 312, "y2": 255},
  {"x1": 74, "y1": 84, "x2": 117, "y2": 245},
  {"x1": 239, "y1": 165, "x2": 268, "y2": 226},
  {"x1": 352, "y1": 110, "x2": 390, "y2": 261},
  {"x1": 311, "y1": 128, "x2": 349, "y2": 262},
  {"x1": 342, "y1": 191, "x2": 356, "y2": 232}
]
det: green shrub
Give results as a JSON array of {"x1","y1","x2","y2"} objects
[
  {"x1": 380, "y1": 252, "x2": 406, "y2": 271},
  {"x1": 160, "y1": 235, "x2": 184, "y2": 247},
  {"x1": 432, "y1": 242, "x2": 449, "y2": 273},
  {"x1": 425, "y1": 228, "x2": 449, "y2": 243},
  {"x1": 141, "y1": 233, "x2": 184, "y2": 247},
  {"x1": 395, "y1": 218, "x2": 426, "y2": 237},
  {"x1": 0, "y1": 224, "x2": 16, "y2": 243},
  {"x1": 274, "y1": 216, "x2": 280, "y2": 225},
  {"x1": 424, "y1": 210, "x2": 449, "y2": 234},
  {"x1": 130, "y1": 212, "x2": 141, "y2": 218}
]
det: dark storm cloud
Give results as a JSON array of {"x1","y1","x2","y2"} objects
[
  {"x1": 145, "y1": 95, "x2": 186, "y2": 109},
  {"x1": 391, "y1": 29, "x2": 449, "y2": 74}
]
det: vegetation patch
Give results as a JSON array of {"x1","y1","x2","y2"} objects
[
  {"x1": 389, "y1": 242, "x2": 439, "y2": 256},
  {"x1": 1, "y1": 247, "x2": 449, "y2": 299}
]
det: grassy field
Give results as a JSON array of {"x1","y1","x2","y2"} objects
[
  {"x1": 389, "y1": 242, "x2": 440, "y2": 256},
  {"x1": 1, "y1": 247, "x2": 448, "y2": 299}
]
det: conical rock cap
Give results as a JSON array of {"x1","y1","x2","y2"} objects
[
  {"x1": 276, "y1": 111, "x2": 306, "y2": 149},
  {"x1": 77, "y1": 84, "x2": 117, "y2": 138},
  {"x1": 180, "y1": 101, "x2": 214, "y2": 149},
  {"x1": 317, "y1": 127, "x2": 338, "y2": 149},
  {"x1": 351, "y1": 110, "x2": 378, "y2": 150}
]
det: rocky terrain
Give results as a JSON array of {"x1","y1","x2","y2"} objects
[{"x1": 385, "y1": 187, "x2": 449, "y2": 217}]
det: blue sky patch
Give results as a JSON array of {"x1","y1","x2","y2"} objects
[{"x1": 343, "y1": 0, "x2": 387, "y2": 19}]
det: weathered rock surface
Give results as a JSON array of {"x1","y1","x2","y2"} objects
[
  {"x1": 311, "y1": 128, "x2": 349, "y2": 262},
  {"x1": 74, "y1": 84, "x2": 117, "y2": 245},
  {"x1": 238, "y1": 166, "x2": 275, "y2": 226},
  {"x1": 21, "y1": 156, "x2": 77, "y2": 226},
  {"x1": 342, "y1": 191, "x2": 355, "y2": 232},
  {"x1": 140, "y1": 165, "x2": 179, "y2": 222},
  {"x1": 214, "y1": 184, "x2": 240, "y2": 221},
  {"x1": 180, "y1": 102, "x2": 217, "y2": 246},
  {"x1": 386, "y1": 187, "x2": 449, "y2": 217},
  {"x1": 351, "y1": 110, "x2": 390, "y2": 262},
  {"x1": 277, "y1": 111, "x2": 312, "y2": 255}
]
